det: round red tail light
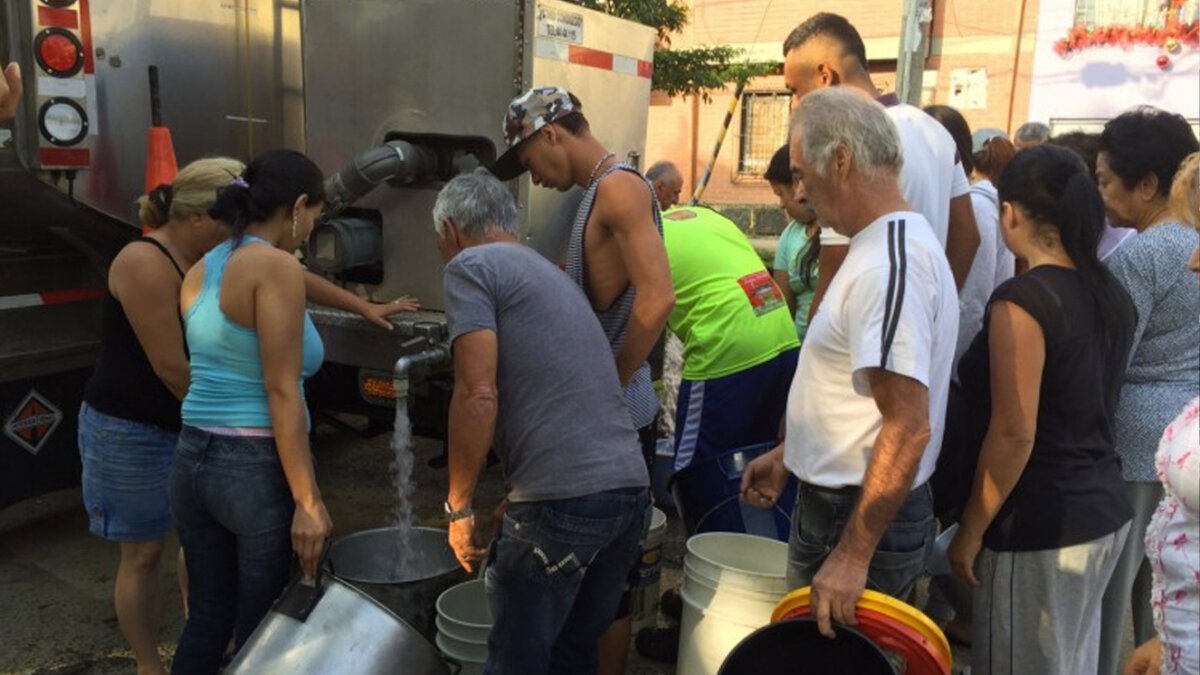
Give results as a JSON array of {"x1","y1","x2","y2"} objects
[{"x1": 35, "y1": 28, "x2": 84, "y2": 78}]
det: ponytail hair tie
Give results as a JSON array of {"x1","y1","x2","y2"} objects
[
  {"x1": 231, "y1": 176, "x2": 250, "y2": 189},
  {"x1": 149, "y1": 183, "x2": 173, "y2": 214}
]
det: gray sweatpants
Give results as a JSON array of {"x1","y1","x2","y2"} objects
[
  {"x1": 1098, "y1": 481, "x2": 1163, "y2": 675},
  {"x1": 972, "y1": 522, "x2": 1130, "y2": 675}
]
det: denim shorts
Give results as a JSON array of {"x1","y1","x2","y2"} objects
[{"x1": 78, "y1": 403, "x2": 179, "y2": 542}]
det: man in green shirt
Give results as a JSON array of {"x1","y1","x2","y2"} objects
[{"x1": 662, "y1": 205, "x2": 800, "y2": 472}]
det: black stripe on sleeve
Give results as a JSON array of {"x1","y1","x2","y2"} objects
[
  {"x1": 881, "y1": 220, "x2": 898, "y2": 365},
  {"x1": 880, "y1": 219, "x2": 907, "y2": 367}
]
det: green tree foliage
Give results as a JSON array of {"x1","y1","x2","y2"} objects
[{"x1": 562, "y1": 0, "x2": 774, "y2": 101}]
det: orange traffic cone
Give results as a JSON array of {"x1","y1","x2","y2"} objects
[{"x1": 143, "y1": 66, "x2": 177, "y2": 234}]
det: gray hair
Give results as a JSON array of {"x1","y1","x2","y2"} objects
[
  {"x1": 432, "y1": 170, "x2": 519, "y2": 239},
  {"x1": 789, "y1": 87, "x2": 902, "y2": 181},
  {"x1": 645, "y1": 161, "x2": 680, "y2": 182},
  {"x1": 1015, "y1": 121, "x2": 1051, "y2": 145}
]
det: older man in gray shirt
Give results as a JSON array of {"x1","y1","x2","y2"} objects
[{"x1": 433, "y1": 171, "x2": 650, "y2": 675}]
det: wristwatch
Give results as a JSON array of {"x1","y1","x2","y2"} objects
[{"x1": 444, "y1": 500, "x2": 474, "y2": 523}]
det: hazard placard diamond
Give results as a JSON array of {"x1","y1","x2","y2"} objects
[{"x1": 4, "y1": 390, "x2": 64, "y2": 456}]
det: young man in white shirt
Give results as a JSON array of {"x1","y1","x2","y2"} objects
[
  {"x1": 781, "y1": 13, "x2": 977, "y2": 321},
  {"x1": 741, "y1": 86, "x2": 958, "y2": 639}
]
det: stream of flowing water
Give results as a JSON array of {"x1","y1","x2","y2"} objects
[{"x1": 390, "y1": 402, "x2": 417, "y2": 574}]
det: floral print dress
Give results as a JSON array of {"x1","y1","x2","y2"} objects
[{"x1": 1146, "y1": 397, "x2": 1200, "y2": 675}]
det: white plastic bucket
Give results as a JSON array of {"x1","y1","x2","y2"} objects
[
  {"x1": 435, "y1": 579, "x2": 491, "y2": 674},
  {"x1": 631, "y1": 506, "x2": 670, "y2": 630},
  {"x1": 676, "y1": 532, "x2": 789, "y2": 675}
]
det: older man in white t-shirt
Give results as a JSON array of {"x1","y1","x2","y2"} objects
[{"x1": 741, "y1": 86, "x2": 958, "y2": 639}]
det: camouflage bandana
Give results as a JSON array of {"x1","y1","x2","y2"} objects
[{"x1": 490, "y1": 86, "x2": 580, "y2": 181}]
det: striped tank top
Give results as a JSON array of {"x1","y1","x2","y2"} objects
[{"x1": 565, "y1": 162, "x2": 662, "y2": 430}]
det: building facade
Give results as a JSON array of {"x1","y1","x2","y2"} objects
[{"x1": 643, "y1": 0, "x2": 1198, "y2": 232}]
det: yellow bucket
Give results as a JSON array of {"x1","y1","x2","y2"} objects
[{"x1": 772, "y1": 587, "x2": 951, "y2": 674}]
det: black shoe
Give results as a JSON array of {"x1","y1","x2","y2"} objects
[
  {"x1": 660, "y1": 587, "x2": 683, "y2": 622},
  {"x1": 635, "y1": 625, "x2": 680, "y2": 663}
]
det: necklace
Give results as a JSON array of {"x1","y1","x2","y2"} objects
[{"x1": 586, "y1": 152, "x2": 615, "y2": 188}]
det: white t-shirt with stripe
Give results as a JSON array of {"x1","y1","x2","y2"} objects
[{"x1": 784, "y1": 211, "x2": 958, "y2": 489}]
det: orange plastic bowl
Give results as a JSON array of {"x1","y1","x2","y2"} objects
[{"x1": 772, "y1": 587, "x2": 951, "y2": 675}]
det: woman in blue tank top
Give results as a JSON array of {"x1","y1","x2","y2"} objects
[{"x1": 169, "y1": 150, "x2": 331, "y2": 674}]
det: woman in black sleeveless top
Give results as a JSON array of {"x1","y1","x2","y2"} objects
[
  {"x1": 80, "y1": 157, "x2": 246, "y2": 675},
  {"x1": 80, "y1": 157, "x2": 421, "y2": 674},
  {"x1": 947, "y1": 146, "x2": 1137, "y2": 674}
]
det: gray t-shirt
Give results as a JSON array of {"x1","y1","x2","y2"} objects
[
  {"x1": 444, "y1": 242, "x2": 650, "y2": 502},
  {"x1": 1105, "y1": 223, "x2": 1200, "y2": 481}
]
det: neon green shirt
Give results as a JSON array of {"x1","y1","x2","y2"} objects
[{"x1": 663, "y1": 206, "x2": 800, "y2": 381}]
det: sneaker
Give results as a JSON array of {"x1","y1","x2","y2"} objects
[
  {"x1": 635, "y1": 625, "x2": 680, "y2": 663},
  {"x1": 660, "y1": 587, "x2": 682, "y2": 622}
]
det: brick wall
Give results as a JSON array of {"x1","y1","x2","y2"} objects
[
  {"x1": 646, "y1": 0, "x2": 1043, "y2": 208},
  {"x1": 676, "y1": 0, "x2": 906, "y2": 46}
]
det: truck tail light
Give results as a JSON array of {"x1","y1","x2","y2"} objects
[
  {"x1": 34, "y1": 27, "x2": 83, "y2": 77},
  {"x1": 360, "y1": 374, "x2": 396, "y2": 402}
]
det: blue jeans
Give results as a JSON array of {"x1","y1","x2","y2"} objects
[
  {"x1": 168, "y1": 426, "x2": 294, "y2": 675},
  {"x1": 484, "y1": 488, "x2": 651, "y2": 675},
  {"x1": 787, "y1": 481, "x2": 935, "y2": 599}
]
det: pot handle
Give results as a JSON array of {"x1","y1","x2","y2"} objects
[{"x1": 275, "y1": 539, "x2": 333, "y2": 622}]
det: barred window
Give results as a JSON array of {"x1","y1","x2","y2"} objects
[
  {"x1": 1075, "y1": 0, "x2": 1199, "y2": 28},
  {"x1": 737, "y1": 92, "x2": 791, "y2": 178}
]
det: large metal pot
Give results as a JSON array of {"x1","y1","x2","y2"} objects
[
  {"x1": 327, "y1": 526, "x2": 468, "y2": 638},
  {"x1": 226, "y1": 572, "x2": 454, "y2": 675}
]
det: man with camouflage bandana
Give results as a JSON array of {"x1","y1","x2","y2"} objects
[{"x1": 492, "y1": 86, "x2": 675, "y2": 675}]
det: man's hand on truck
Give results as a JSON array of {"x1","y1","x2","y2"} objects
[{"x1": 0, "y1": 63, "x2": 21, "y2": 123}]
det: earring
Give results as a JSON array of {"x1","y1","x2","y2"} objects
[{"x1": 292, "y1": 213, "x2": 298, "y2": 239}]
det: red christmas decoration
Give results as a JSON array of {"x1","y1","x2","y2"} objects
[
  {"x1": 1055, "y1": 0, "x2": 1200, "y2": 58},
  {"x1": 1157, "y1": 54, "x2": 1172, "y2": 69}
]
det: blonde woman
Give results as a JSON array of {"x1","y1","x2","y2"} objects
[
  {"x1": 80, "y1": 157, "x2": 245, "y2": 675},
  {"x1": 81, "y1": 157, "x2": 417, "y2": 674}
]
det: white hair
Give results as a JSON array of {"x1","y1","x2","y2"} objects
[
  {"x1": 789, "y1": 87, "x2": 902, "y2": 182},
  {"x1": 646, "y1": 161, "x2": 680, "y2": 182},
  {"x1": 432, "y1": 170, "x2": 519, "y2": 239},
  {"x1": 1015, "y1": 121, "x2": 1051, "y2": 144}
]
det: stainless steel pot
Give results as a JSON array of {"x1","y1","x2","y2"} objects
[
  {"x1": 225, "y1": 571, "x2": 456, "y2": 675},
  {"x1": 327, "y1": 526, "x2": 467, "y2": 638}
]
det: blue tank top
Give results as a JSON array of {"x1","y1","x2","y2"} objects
[{"x1": 181, "y1": 237, "x2": 324, "y2": 428}]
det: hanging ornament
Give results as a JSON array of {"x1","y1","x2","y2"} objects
[
  {"x1": 1157, "y1": 54, "x2": 1171, "y2": 69},
  {"x1": 1056, "y1": 14, "x2": 1199, "y2": 58}
]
